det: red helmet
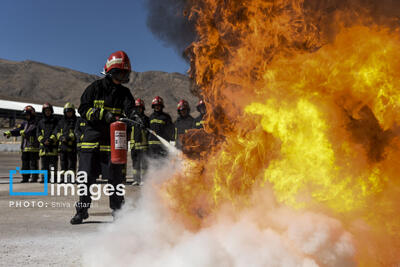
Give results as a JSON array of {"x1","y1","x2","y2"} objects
[
  {"x1": 135, "y1": 98, "x2": 145, "y2": 110},
  {"x1": 103, "y1": 51, "x2": 131, "y2": 73},
  {"x1": 23, "y1": 105, "x2": 36, "y2": 116},
  {"x1": 103, "y1": 51, "x2": 131, "y2": 84},
  {"x1": 42, "y1": 102, "x2": 54, "y2": 114},
  {"x1": 152, "y1": 96, "x2": 164, "y2": 108},
  {"x1": 196, "y1": 99, "x2": 206, "y2": 112},
  {"x1": 177, "y1": 99, "x2": 190, "y2": 112}
]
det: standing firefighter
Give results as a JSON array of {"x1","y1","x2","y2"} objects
[
  {"x1": 37, "y1": 103, "x2": 59, "y2": 183},
  {"x1": 130, "y1": 98, "x2": 150, "y2": 186},
  {"x1": 148, "y1": 96, "x2": 173, "y2": 158},
  {"x1": 70, "y1": 51, "x2": 135, "y2": 224},
  {"x1": 4, "y1": 106, "x2": 40, "y2": 183},
  {"x1": 174, "y1": 99, "x2": 194, "y2": 149},
  {"x1": 56, "y1": 103, "x2": 77, "y2": 174},
  {"x1": 193, "y1": 100, "x2": 206, "y2": 129}
]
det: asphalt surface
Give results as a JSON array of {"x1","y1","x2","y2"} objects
[
  {"x1": 0, "y1": 152, "x2": 22, "y2": 180},
  {"x1": 0, "y1": 152, "x2": 141, "y2": 266}
]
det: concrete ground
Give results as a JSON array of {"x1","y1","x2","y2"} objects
[{"x1": 0, "y1": 152, "x2": 141, "y2": 266}]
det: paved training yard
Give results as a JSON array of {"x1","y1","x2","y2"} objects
[{"x1": 0, "y1": 152, "x2": 141, "y2": 266}]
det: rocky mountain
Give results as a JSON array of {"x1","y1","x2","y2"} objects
[{"x1": 0, "y1": 58, "x2": 198, "y2": 119}]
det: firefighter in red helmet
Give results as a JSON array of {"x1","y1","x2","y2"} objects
[
  {"x1": 37, "y1": 102, "x2": 59, "y2": 183},
  {"x1": 70, "y1": 51, "x2": 135, "y2": 224},
  {"x1": 129, "y1": 98, "x2": 150, "y2": 186},
  {"x1": 193, "y1": 100, "x2": 206, "y2": 129},
  {"x1": 148, "y1": 96, "x2": 174, "y2": 158},
  {"x1": 4, "y1": 106, "x2": 40, "y2": 182},
  {"x1": 174, "y1": 99, "x2": 194, "y2": 149}
]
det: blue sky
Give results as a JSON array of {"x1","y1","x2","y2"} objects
[{"x1": 0, "y1": 0, "x2": 189, "y2": 75}]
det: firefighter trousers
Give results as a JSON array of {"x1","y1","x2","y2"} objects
[
  {"x1": 41, "y1": 156, "x2": 58, "y2": 181},
  {"x1": 76, "y1": 151, "x2": 125, "y2": 213},
  {"x1": 21, "y1": 152, "x2": 39, "y2": 181},
  {"x1": 131, "y1": 149, "x2": 148, "y2": 182},
  {"x1": 148, "y1": 144, "x2": 168, "y2": 159},
  {"x1": 60, "y1": 151, "x2": 77, "y2": 172}
]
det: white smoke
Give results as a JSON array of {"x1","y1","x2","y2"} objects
[{"x1": 81, "y1": 150, "x2": 356, "y2": 267}]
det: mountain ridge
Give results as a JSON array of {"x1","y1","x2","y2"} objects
[{"x1": 0, "y1": 58, "x2": 197, "y2": 119}]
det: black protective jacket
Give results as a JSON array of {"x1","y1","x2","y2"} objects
[
  {"x1": 74, "y1": 117, "x2": 87, "y2": 151},
  {"x1": 148, "y1": 110, "x2": 174, "y2": 146},
  {"x1": 55, "y1": 115, "x2": 77, "y2": 152},
  {"x1": 37, "y1": 115, "x2": 59, "y2": 156},
  {"x1": 7, "y1": 118, "x2": 39, "y2": 152},
  {"x1": 78, "y1": 77, "x2": 135, "y2": 152},
  {"x1": 174, "y1": 115, "x2": 194, "y2": 140},
  {"x1": 129, "y1": 111, "x2": 150, "y2": 151},
  {"x1": 193, "y1": 113, "x2": 205, "y2": 129}
]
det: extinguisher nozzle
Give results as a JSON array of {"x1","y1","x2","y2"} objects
[{"x1": 119, "y1": 118, "x2": 174, "y2": 151}]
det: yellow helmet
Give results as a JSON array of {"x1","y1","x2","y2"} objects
[
  {"x1": 63, "y1": 102, "x2": 76, "y2": 116},
  {"x1": 64, "y1": 102, "x2": 75, "y2": 110}
]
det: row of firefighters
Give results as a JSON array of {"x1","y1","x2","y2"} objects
[
  {"x1": 4, "y1": 51, "x2": 206, "y2": 224},
  {"x1": 4, "y1": 97, "x2": 206, "y2": 184}
]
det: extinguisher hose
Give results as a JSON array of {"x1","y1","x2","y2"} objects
[{"x1": 119, "y1": 118, "x2": 172, "y2": 149}]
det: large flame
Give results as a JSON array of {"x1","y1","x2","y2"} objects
[{"x1": 161, "y1": 0, "x2": 400, "y2": 265}]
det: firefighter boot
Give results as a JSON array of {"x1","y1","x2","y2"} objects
[
  {"x1": 29, "y1": 174, "x2": 38, "y2": 183},
  {"x1": 70, "y1": 209, "x2": 89, "y2": 225}
]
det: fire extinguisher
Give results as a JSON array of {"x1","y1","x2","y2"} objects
[{"x1": 110, "y1": 121, "x2": 127, "y2": 164}]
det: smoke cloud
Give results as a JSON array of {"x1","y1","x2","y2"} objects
[{"x1": 145, "y1": 0, "x2": 196, "y2": 56}]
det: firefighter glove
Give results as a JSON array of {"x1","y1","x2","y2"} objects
[
  {"x1": 105, "y1": 111, "x2": 116, "y2": 124},
  {"x1": 4, "y1": 131, "x2": 11, "y2": 138}
]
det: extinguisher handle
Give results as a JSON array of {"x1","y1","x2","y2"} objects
[
  {"x1": 119, "y1": 117, "x2": 145, "y2": 128},
  {"x1": 119, "y1": 118, "x2": 156, "y2": 136}
]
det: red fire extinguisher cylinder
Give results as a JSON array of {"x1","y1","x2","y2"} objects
[{"x1": 110, "y1": 121, "x2": 127, "y2": 164}]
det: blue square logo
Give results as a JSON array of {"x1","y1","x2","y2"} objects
[{"x1": 9, "y1": 168, "x2": 48, "y2": 196}]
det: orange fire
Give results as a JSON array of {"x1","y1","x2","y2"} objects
[{"x1": 161, "y1": 0, "x2": 400, "y2": 265}]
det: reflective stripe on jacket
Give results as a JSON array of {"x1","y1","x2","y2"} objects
[{"x1": 78, "y1": 77, "x2": 135, "y2": 152}]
